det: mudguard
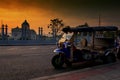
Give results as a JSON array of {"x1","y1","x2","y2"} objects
[
  {"x1": 104, "y1": 49, "x2": 111, "y2": 56},
  {"x1": 53, "y1": 48, "x2": 64, "y2": 53}
]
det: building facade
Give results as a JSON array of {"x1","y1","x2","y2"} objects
[
  {"x1": 12, "y1": 20, "x2": 37, "y2": 40},
  {"x1": 12, "y1": 27, "x2": 22, "y2": 40}
]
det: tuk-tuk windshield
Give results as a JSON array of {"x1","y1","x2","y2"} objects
[{"x1": 59, "y1": 32, "x2": 73, "y2": 43}]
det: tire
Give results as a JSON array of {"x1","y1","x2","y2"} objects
[
  {"x1": 65, "y1": 59, "x2": 72, "y2": 67},
  {"x1": 51, "y1": 55, "x2": 64, "y2": 69},
  {"x1": 103, "y1": 53, "x2": 116, "y2": 64},
  {"x1": 117, "y1": 48, "x2": 120, "y2": 60},
  {"x1": 117, "y1": 53, "x2": 120, "y2": 60}
]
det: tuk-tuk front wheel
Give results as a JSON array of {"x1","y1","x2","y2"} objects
[
  {"x1": 65, "y1": 59, "x2": 72, "y2": 67},
  {"x1": 51, "y1": 54, "x2": 64, "y2": 69}
]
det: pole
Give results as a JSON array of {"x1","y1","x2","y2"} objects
[
  {"x1": 5, "y1": 24, "x2": 8, "y2": 40},
  {"x1": 38, "y1": 27, "x2": 40, "y2": 39},
  {"x1": 2, "y1": 24, "x2": 4, "y2": 40}
]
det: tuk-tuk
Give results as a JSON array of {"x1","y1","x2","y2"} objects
[{"x1": 51, "y1": 26, "x2": 118, "y2": 69}]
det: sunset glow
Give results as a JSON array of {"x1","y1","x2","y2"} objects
[
  {"x1": 0, "y1": 8, "x2": 56, "y2": 34},
  {"x1": 0, "y1": 0, "x2": 120, "y2": 34}
]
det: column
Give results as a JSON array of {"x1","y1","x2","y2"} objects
[{"x1": 1, "y1": 24, "x2": 4, "y2": 40}]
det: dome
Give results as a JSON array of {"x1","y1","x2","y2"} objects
[
  {"x1": 22, "y1": 20, "x2": 30, "y2": 29},
  {"x1": 22, "y1": 20, "x2": 29, "y2": 26}
]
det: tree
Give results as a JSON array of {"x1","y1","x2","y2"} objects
[{"x1": 48, "y1": 18, "x2": 64, "y2": 38}]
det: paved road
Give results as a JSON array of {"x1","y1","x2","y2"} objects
[
  {"x1": 0, "y1": 45, "x2": 57, "y2": 80},
  {"x1": 0, "y1": 45, "x2": 83, "y2": 80},
  {"x1": 32, "y1": 61, "x2": 120, "y2": 80},
  {"x1": 0, "y1": 45, "x2": 105, "y2": 80}
]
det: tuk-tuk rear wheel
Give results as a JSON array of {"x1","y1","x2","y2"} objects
[
  {"x1": 117, "y1": 53, "x2": 120, "y2": 60},
  {"x1": 117, "y1": 48, "x2": 120, "y2": 60},
  {"x1": 103, "y1": 53, "x2": 116, "y2": 64}
]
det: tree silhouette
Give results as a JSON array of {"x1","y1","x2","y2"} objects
[{"x1": 48, "y1": 18, "x2": 64, "y2": 38}]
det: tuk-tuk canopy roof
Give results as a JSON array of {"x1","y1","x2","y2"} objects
[{"x1": 62, "y1": 26, "x2": 118, "y2": 33}]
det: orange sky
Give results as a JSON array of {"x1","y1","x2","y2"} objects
[
  {"x1": 0, "y1": 8, "x2": 58, "y2": 34},
  {"x1": 0, "y1": 7, "x2": 94, "y2": 34},
  {"x1": 0, "y1": 7, "x2": 80, "y2": 34},
  {"x1": 0, "y1": 0, "x2": 120, "y2": 35},
  {"x1": 0, "y1": 7, "x2": 108, "y2": 34}
]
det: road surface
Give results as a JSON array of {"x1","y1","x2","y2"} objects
[{"x1": 0, "y1": 45, "x2": 102, "y2": 80}]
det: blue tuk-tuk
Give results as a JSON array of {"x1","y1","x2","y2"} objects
[{"x1": 51, "y1": 26, "x2": 118, "y2": 69}]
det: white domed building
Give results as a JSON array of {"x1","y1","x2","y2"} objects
[
  {"x1": 21, "y1": 20, "x2": 31, "y2": 40},
  {"x1": 12, "y1": 20, "x2": 37, "y2": 40}
]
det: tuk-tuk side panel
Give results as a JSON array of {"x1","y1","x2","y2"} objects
[{"x1": 93, "y1": 38, "x2": 115, "y2": 48}]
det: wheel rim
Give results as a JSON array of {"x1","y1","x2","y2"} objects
[{"x1": 55, "y1": 58, "x2": 62, "y2": 65}]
